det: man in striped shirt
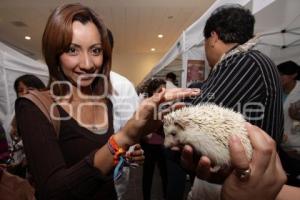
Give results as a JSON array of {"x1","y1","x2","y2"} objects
[
  {"x1": 184, "y1": 5, "x2": 285, "y2": 199},
  {"x1": 191, "y1": 5, "x2": 283, "y2": 143}
]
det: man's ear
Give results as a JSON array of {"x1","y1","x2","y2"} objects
[{"x1": 210, "y1": 31, "x2": 219, "y2": 45}]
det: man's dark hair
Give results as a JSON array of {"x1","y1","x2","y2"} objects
[
  {"x1": 14, "y1": 74, "x2": 46, "y2": 94},
  {"x1": 203, "y1": 5, "x2": 255, "y2": 44},
  {"x1": 166, "y1": 72, "x2": 177, "y2": 82}
]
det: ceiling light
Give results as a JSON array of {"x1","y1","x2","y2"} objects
[
  {"x1": 158, "y1": 34, "x2": 164, "y2": 38},
  {"x1": 25, "y1": 36, "x2": 31, "y2": 40},
  {"x1": 151, "y1": 48, "x2": 156, "y2": 52}
]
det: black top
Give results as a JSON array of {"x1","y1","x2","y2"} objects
[
  {"x1": 192, "y1": 50, "x2": 284, "y2": 143},
  {"x1": 15, "y1": 98, "x2": 117, "y2": 200}
]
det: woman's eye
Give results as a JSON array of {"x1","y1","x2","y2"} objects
[
  {"x1": 171, "y1": 132, "x2": 177, "y2": 136},
  {"x1": 66, "y1": 47, "x2": 77, "y2": 55},
  {"x1": 91, "y1": 47, "x2": 103, "y2": 56}
]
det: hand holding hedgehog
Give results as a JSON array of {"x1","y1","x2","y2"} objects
[
  {"x1": 163, "y1": 104, "x2": 253, "y2": 170},
  {"x1": 186, "y1": 123, "x2": 287, "y2": 200}
]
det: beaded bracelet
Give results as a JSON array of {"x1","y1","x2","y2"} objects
[{"x1": 107, "y1": 136, "x2": 126, "y2": 166}]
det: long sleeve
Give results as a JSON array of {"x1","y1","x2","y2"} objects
[
  {"x1": 192, "y1": 50, "x2": 283, "y2": 143},
  {"x1": 15, "y1": 99, "x2": 112, "y2": 199}
]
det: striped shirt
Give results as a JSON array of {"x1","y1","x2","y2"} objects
[{"x1": 192, "y1": 49, "x2": 284, "y2": 143}]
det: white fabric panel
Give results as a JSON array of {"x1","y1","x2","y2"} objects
[
  {"x1": 0, "y1": 42, "x2": 48, "y2": 134},
  {"x1": 252, "y1": 0, "x2": 276, "y2": 13},
  {"x1": 254, "y1": 0, "x2": 300, "y2": 65}
]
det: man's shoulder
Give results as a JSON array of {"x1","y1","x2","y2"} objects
[
  {"x1": 246, "y1": 49, "x2": 273, "y2": 62},
  {"x1": 230, "y1": 49, "x2": 275, "y2": 69}
]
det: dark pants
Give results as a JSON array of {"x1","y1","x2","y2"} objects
[
  {"x1": 279, "y1": 147, "x2": 300, "y2": 186},
  {"x1": 142, "y1": 143, "x2": 167, "y2": 200},
  {"x1": 165, "y1": 149, "x2": 187, "y2": 200}
]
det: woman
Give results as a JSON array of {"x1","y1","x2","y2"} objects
[
  {"x1": 15, "y1": 3, "x2": 199, "y2": 199},
  {"x1": 14, "y1": 74, "x2": 46, "y2": 97},
  {"x1": 9, "y1": 74, "x2": 46, "y2": 178}
]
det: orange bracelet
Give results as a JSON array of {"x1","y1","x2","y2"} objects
[{"x1": 107, "y1": 136, "x2": 126, "y2": 166}]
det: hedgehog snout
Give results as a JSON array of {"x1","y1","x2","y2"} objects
[
  {"x1": 164, "y1": 134, "x2": 178, "y2": 148},
  {"x1": 164, "y1": 125, "x2": 179, "y2": 147}
]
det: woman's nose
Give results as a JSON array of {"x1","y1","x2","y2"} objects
[{"x1": 80, "y1": 52, "x2": 94, "y2": 72}]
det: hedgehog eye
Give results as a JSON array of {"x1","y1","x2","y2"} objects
[{"x1": 171, "y1": 131, "x2": 177, "y2": 136}]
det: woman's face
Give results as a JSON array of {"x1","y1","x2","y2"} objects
[
  {"x1": 17, "y1": 81, "x2": 29, "y2": 97},
  {"x1": 59, "y1": 21, "x2": 103, "y2": 88}
]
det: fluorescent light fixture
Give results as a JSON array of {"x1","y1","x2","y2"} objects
[
  {"x1": 158, "y1": 34, "x2": 164, "y2": 38},
  {"x1": 151, "y1": 48, "x2": 156, "y2": 51},
  {"x1": 25, "y1": 36, "x2": 31, "y2": 40}
]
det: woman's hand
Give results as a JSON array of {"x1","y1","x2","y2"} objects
[{"x1": 120, "y1": 88, "x2": 200, "y2": 147}]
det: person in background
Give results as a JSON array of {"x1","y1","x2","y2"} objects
[
  {"x1": 9, "y1": 74, "x2": 46, "y2": 179},
  {"x1": 165, "y1": 72, "x2": 178, "y2": 89},
  {"x1": 277, "y1": 60, "x2": 300, "y2": 186},
  {"x1": 15, "y1": 3, "x2": 199, "y2": 199},
  {"x1": 0, "y1": 121, "x2": 10, "y2": 167},
  {"x1": 142, "y1": 78, "x2": 168, "y2": 200},
  {"x1": 14, "y1": 74, "x2": 46, "y2": 98}
]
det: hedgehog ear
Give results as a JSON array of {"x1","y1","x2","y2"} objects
[{"x1": 174, "y1": 121, "x2": 185, "y2": 131}]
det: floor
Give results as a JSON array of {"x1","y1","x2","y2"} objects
[{"x1": 126, "y1": 165, "x2": 192, "y2": 200}]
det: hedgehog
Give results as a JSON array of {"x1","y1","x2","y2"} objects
[{"x1": 163, "y1": 104, "x2": 253, "y2": 170}]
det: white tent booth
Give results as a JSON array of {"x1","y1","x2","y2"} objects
[
  {"x1": 0, "y1": 41, "x2": 48, "y2": 139},
  {"x1": 142, "y1": 0, "x2": 300, "y2": 87}
]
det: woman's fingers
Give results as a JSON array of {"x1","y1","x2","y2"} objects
[
  {"x1": 152, "y1": 88, "x2": 200, "y2": 104},
  {"x1": 163, "y1": 88, "x2": 200, "y2": 102}
]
